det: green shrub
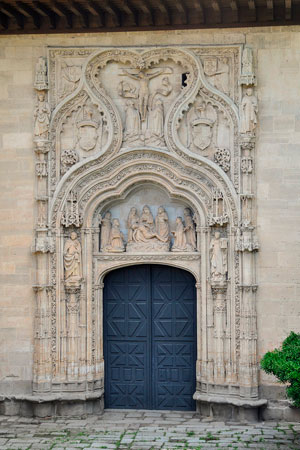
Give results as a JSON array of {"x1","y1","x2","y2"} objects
[{"x1": 260, "y1": 332, "x2": 300, "y2": 408}]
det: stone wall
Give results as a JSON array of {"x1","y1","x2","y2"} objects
[{"x1": 0, "y1": 27, "x2": 300, "y2": 419}]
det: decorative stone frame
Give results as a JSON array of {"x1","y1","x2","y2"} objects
[{"x1": 30, "y1": 45, "x2": 264, "y2": 419}]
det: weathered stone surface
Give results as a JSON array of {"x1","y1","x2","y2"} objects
[
  {"x1": 0, "y1": 410, "x2": 297, "y2": 449},
  {"x1": 0, "y1": 27, "x2": 300, "y2": 420}
]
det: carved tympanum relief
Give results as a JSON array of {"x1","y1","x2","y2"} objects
[
  {"x1": 99, "y1": 204, "x2": 197, "y2": 253},
  {"x1": 32, "y1": 45, "x2": 260, "y2": 411}
]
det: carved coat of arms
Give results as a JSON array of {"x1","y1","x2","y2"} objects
[{"x1": 191, "y1": 118, "x2": 214, "y2": 151}]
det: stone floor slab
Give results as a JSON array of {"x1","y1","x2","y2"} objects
[{"x1": 0, "y1": 411, "x2": 298, "y2": 449}]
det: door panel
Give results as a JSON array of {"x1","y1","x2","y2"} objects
[{"x1": 104, "y1": 265, "x2": 196, "y2": 410}]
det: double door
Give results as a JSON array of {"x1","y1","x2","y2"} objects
[{"x1": 103, "y1": 264, "x2": 197, "y2": 410}]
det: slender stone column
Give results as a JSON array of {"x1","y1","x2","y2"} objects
[
  {"x1": 211, "y1": 284, "x2": 227, "y2": 384},
  {"x1": 195, "y1": 282, "x2": 202, "y2": 385},
  {"x1": 65, "y1": 286, "x2": 81, "y2": 382},
  {"x1": 94, "y1": 283, "x2": 104, "y2": 387},
  {"x1": 33, "y1": 286, "x2": 52, "y2": 391}
]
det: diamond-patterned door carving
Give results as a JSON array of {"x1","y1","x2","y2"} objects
[{"x1": 104, "y1": 265, "x2": 196, "y2": 410}]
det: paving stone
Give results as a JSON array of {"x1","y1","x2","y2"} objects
[{"x1": 0, "y1": 411, "x2": 297, "y2": 449}]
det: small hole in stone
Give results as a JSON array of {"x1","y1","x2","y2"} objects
[{"x1": 182, "y1": 72, "x2": 189, "y2": 87}]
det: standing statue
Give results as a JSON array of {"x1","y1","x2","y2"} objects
[
  {"x1": 121, "y1": 67, "x2": 165, "y2": 121},
  {"x1": 100, "y1": 211, "x2": 112, "y2": 251},
  {"x1": 210, "y1": 232, "x2": 228, "y2": 282},
  {"x1": 34, "y1": 91, "x2": 51, "y2": 141},
  {"x1": 172, "y1": 217, "x2": 187, "y2": 251},
  {"x1": 64, "y1": 232, "x2": 82, "y2": 285},
  {"x1": 146, "y1": 98, "x2": 164, "y2": 146},
  {"x1": 127, "y1": 207, "x2": 139, "y2": 242},
  {"x1": 124, "y1": 100, "x2": 141, "y2": 143},
  {"x1": 108, "y1": 219, "x2": 125, "y2": 253},
  {"x1": 240, "y1": 88, "x2": 258, "y2": 134},
  {"x1": 184, "y1": 208, "x2": 197, "y2": 250},
  {"x1": 155, "y1": 206, "x2": 170, "y2": 243}
]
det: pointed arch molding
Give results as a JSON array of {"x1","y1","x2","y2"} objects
[{"x1": 32, "y1": 44, "x2": 263, "y2": 417}]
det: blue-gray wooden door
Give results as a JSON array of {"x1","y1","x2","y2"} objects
[{"x1": 103, "y1": 264, "x2": 196, "y2": 410}]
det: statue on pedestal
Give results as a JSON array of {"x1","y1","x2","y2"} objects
[
  {"x1": 64, "y1": 232, "x2": 82, "y2": 286},
  {"x1": 210, "y1": 231, "x2": 228, "y2": 282}
]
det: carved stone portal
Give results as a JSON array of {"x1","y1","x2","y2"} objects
[{"x1": 31, "y1": 44, "x2": 262, "y2": 419}]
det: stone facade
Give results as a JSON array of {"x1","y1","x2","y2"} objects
[{"x1": 0, "y1": 27, "x2": 300, "y2": 421}]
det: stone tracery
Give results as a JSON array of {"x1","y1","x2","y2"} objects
[{"x1": 32, "y1": 44, "x2": 261, "y2": 418}]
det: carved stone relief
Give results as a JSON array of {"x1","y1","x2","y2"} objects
[
  {"x1": 210, "y1": 232, "x2": 228, "y2": 282},
  {"x1": 58, "y1": 97, "x2": 109, "y2": 176},
  {"x1": 32, "y1": 44, "x2": 260, "y2": 415},
  {"x1": 63, "y1": 232, "x2": 82, "y2": 286},
  {"x1": 99, "y1": 203, "x2": 197, "y2": 253},
  {"x1": 177, "y1": 90, "x2": 233, "y2": 180},
  {"x1": 240, "y1": 87, "x2": 258, "y2": 135},
  {"x1": 203, "y1": 56, "x2": 230, "y2": 96},
  {"x1": 34, "y1": 91, "x2": 51, "y2": 142}
]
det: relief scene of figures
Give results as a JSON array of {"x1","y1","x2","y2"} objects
[{"x1": 99, "y1": 205, "x2": 197, "y2": 253}]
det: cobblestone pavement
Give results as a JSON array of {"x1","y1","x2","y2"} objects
[{"x1": 0, "y1": 410, "x2": 299, "y2": 450}]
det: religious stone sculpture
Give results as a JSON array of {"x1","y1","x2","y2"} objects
[
  {"x1": 146, "y1": 98, "x2": 165, "y2": 147},
  {"x1": 127, "y1": 207, "x2": 140, "y2": 242},
  {"x1": 171, "y1": 217, "x2": 187, "y2": 251},
  {"x1": 106, "y1": 219, "x2": 125, "y2": 253},
  {"x1": 127, "y1": 205, "x2": 170, "y2": 252},
  {"x1": 184, "y1": 208, "x2": 197, "y2": 250},
  {"x1": 240, "y1": 88, "x2": 258, "y2": 135},
  {"x1": 155, "y1": 206, "x2": 170, "y2": 243},
  {"x1": 124, "y1": 100, "x2": 141, "y2": 144},
  {"x1": 118, "y1": 80, "x2": 137, "y2": 99},
  {"x1": 210, "y1": 231, "x2": 228, "y2": 282},
  {"x1": 133, "y1": 205, "x2": 156, "y2": 242},
  {"x1": 154, "y1": 76, "x2": 172, "y2": 98},
  {"x1": 34, "y1": 91, "x2": 51, "y2": 141},
  {"x1": 120, "y1": 67, "x2": 166, "y2": 121},
  {"x1": 64, "y1": 232, "x2": 82, "y2": 286},
  {"x1": 100, "y1": 211, "x2": 112, "y2": 251}
]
